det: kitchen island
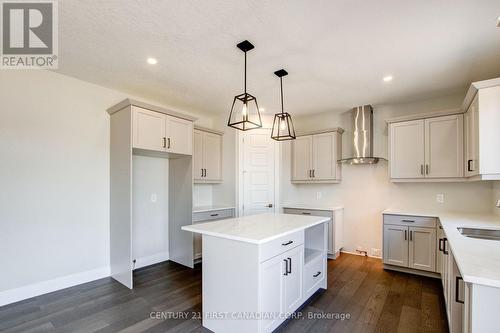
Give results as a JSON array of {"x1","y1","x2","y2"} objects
[{"x1": 182, "y1": 213, "x2": 330, "y2": 333}]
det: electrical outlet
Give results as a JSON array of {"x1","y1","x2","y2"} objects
[
  {"x1": 151, "y1": 193, "x2": 157, "y2": 203},
  {"x1": 316, "y1": 191, "x2": 322, "y2": 200},
  {"x1": 436, "y1": 193, "x2": 444, "y2": 204},
  {"x1": 371, "y1": 248, "x2": 382, "y2": 258}
]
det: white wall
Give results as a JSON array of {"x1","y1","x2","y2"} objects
[
  {"x1": 494, "y1": 181, "x2": 500, "y2": 216},
  {"x1": 193, "y1": 184, "x2": 213, "y2": 207},
  {"x1": 0, "y1": 70, "x2": 213, "y2": 304},
  {"x1": 281, "y1": 94, "x2": 495, "y2": 256}
]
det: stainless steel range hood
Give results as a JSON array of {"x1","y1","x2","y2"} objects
[{"x1": 338, "y1": 105, "x2": 384, "y2": 164}]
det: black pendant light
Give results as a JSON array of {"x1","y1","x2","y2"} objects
[
  {"x1": 271, "y1": 69, "x2": 296, "y2": 141},
  {"x1": 227, "y1": 40, "x2": 262, "y2": 131}
]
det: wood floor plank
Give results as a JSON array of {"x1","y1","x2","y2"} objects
[{"x1": 0, "y1": 254, "x2": 448, "y2": 333}]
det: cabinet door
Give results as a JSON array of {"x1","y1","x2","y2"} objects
[
  {"x1": 132, "y1": 107, "x2": 166, "y2": 151},
  {"x1": 312, "y1": 132, "x2": 336, "y2": 180},
  {"x1": 437, "y1": 225, "x2": 444, "y2": 275},
  {"x1": 259, "y1": 254, "x2": 286, "y2": 333},
  {"x1": 389, "y1": 120, "x2": 425, "y2": 179},
  {"x1": 425, "y1": 114, "x2": 464, "y2": 178},
  {"x1": 449, "y1": 250, "x2": 464, "y2": 333},
  {"x1": 193, "y1": 130, "x2": 203, "y2": 180},
  {"x1": 291, "y1": 136, "x2": 312, "y2": 181},
  {"x1": 202, "y1": 132, "x2": 222, "y2": 181},
  {"x1": 465, "y1": 95, "x2": 479, "y2": 177},
  {"x1": 383, "y1": 225, "x2": 408, "y2": 267},
  {"x1": 166, "y1": 116, "x2": 193, "y2": 155},
  {"x1": 283, "y1": 245, "x2": 304, "y2": 313},
  {"x1": 408, "y1": 226, "x2": 436, "y2": 272}
]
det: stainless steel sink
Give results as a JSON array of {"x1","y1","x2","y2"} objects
[{"x1": 457, "y1": 227, "x2": 500, "y2": 240}]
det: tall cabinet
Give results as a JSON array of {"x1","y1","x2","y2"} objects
[
  {"x1": 291, "y1": 128, "x2": 343, "y2": 183},
  {"x1": 108, "y1": 99, "x2": 196, "y2": 289}
]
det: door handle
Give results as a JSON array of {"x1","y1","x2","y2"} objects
[
  {"x1": 283, "y1": 259, "x2": 288, "y2": 276},
  {"x1": 163, "y1": 137, "x2": 167, "y2": 148},
  {"x1": 313, "y1": 271, "x2": 321, "y2": 278},
  {"x1": 201, "y1": 169, "x2": 204, "y2": 177},
  {"x1": 312, "y1": 169, "x2": 315, "y2": 178},
  {"x1": 409, "y1": 230, "x2": 413, "y2": 241},
  {"x1": 404, "y1": 230, "x2": 407, "y2": 240},
  {"x1": 443, "y1": 238, "x2": 449, "y2": 255},
  {"x1": 204, "y1": 169, "x2": 207, "y2": 177},
  {"x1": 420, "y1": 164, "x2": 424, "y2": 175},
  {"x1": 468, "y1": 159, "x2": 473, "y2": 172},
  {"x1": 309, "y1": 170, "x2": 312, "y2": 178},
  {"x1": 426, "y1": 164, "x2": 429, "y2": 175},
  {"x1": 438, "y1": 238, "x2": 443, "y2": 252},
  {"x1": 455, "y1": 276, "x2": 464, "y2": 304},
  {"x1": 167, "y1": 138, "x2": 171, "y2": 149},
  {"x1": 287, "y1": 258, "x2": 292, "y2": 274}
]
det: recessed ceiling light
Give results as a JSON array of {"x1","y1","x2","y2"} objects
[
  {"x1": 147, "y1": 58, "x2": 158, "y2": 65},
  {"x1": 383, "y1": 75, "x2": 393, "y2": 82}
]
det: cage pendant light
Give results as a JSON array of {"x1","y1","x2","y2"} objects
[
  {"x1": 271, "y1": 69, "x2": 296, "y2": 141},
  {"x1": 227, "y1": 40, "x2": 262, "y2": 131}
]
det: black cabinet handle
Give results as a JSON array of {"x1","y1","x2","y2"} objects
[
  {"x1": 210, "y1": 213, "x2": 219, "y2": 217},
  {"x1": 282, "y1": 240, "x2": 293, "y2": 246},
  {"x1": 402, "y1": 219, "x2": 415, "y2": 223},
  {"x1": 201, "y1": 169, "x2": 204, "y2": 177},
  {"x1": 468, "y1": 159, "x2": 473, "y2": 172},
  {"x1": 301, "y1": 212, "x2": 311, "y2": 215},
  {"x1": 312, "y1": 170, "x2": 315, "y2": 178},
  {"x1": 443, "y1": 238, "x2": 449, "y2": 255},
  {"x1": 287, "y1": 258, "x2": 292, "y2": 274},
  {"x1": 404, "y1": 230, "x2": 407, "y2": 240},
  {"x1": 455, "y1": 276, "x2": 464, "y2": 304},
  {"x1": 167, "y1": 138, "x2": 171, "y2": 149},
  {"x1": 163, "y1": 137, "x2": 167, "y2": 148},
  {"x1": 283, "y1": 259, "x2": 288, "y2": 276},
  {"x1": 438, "y1": 238, "x2": 444, "y2": 252},
  {"x1": 410, "y1": 230, "x2": 413, "y2": 241},
  {"x1": 313, "y1": 271, "x2": 321, "y2": 277}
]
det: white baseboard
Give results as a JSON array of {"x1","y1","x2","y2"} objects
[
  {"x1": 134, "y1": 251, "x2": 169, "y2": 270},
  {"x1": 341, "y1": 250, "x2": 382, "y2": 259},
  {"x1": 0, "y1": 266, "x2": 110, "y2": 307}
]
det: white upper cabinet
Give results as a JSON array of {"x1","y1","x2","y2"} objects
[
  {"x1": 389, "y1": 120, "x2": 425, "y2": 179},
  {"x1": 463, "y1": 83, "x2": 500, "y2": 180},
  {"x1": 193, "y1": 128, "x2": 223, "y2": 183},
  {"x1": 132, "y1": 107, "x2": 167, "y2": 151},
  {"x1": 132, "y1": 106, "x2": 193, "y2": 155},
  {"x1": 291, "y1": 130, "x2": 342, "y2": 183},
  {"x1": 166, "y1": 116, "x2": 193, "y2": 155},
  {"x1": 389, "y1": 114, "x2": 464, "y2": 181},
  {"x1": 424, "y1": 114, "x2": 463, "y2": 178}
]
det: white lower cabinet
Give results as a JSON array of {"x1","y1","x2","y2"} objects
[{"x1": 383, "y1": 214, "x2": 437, "y2": 272}]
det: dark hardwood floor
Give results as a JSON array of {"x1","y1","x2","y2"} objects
[{"x1": 0, "y1": 254, "x2": 448, "y2": 333}]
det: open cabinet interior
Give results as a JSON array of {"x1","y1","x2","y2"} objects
[{"x1": 304, "y1": 222, "x2": 328, "y2": 267}]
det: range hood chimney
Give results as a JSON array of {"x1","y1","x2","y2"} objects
[{"x1": 339, "y1": 105, "x2": 383, "y2": 165}]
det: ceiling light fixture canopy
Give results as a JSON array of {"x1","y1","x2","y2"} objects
[
  {"x1": 271, "y1": 69, "x2": 296, "y2": 141},
  {"x1": 227, "y1": 40, "x2": 262, "y2": 131}
]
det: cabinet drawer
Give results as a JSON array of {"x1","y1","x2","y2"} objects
[
  {"x1": 192, "y1": 208, "x2": 234, "y2": 223},
  {"x1": 283, "y1": 208, "x2": 333, "y2": 219},
  {"x1": 304, "y1": 255, "x2": 326, "y2": 295},
  {"x1": 383, "y1": 214, "x2": 437, "y2": 228},
  {"x1": 259, "y1": 231, "x2": 304, "y2": 263}
]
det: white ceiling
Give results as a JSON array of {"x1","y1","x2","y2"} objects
[{"x1": 57, "y1": 0, "x2": 500, "y2": 116}]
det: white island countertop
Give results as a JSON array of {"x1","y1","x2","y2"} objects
[
  {"x1": 384, "y1": 209, "x2": 500, "y2": 288},
  {"x1": 182, "y1": 213, "x2": 330, "y2": 244}
]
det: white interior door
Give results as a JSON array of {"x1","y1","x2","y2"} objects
[{"x1": 242, "y1": 129, "x2": 276, "y2": 216}]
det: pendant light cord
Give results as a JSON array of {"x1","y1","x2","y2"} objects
[
  {"x1": 244, "y1": 51, "x2": 247, "y2": 95},
  {"x1": 280, "y1": 77, "x2": 284, "y2": 114}
]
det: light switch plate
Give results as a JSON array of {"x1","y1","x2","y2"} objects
[{"x1": 436, "y1": 194, "x2": 444, "y2": 204}]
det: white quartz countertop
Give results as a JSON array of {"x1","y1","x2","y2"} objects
[
  {"x1": 383, "y1": 209, "x2": 500, "y2": 288},
  {"x1": 193, "y1": 205, "x2": 235, "y2": 213},
  {"x1": 282, "y1": 204, "x2": 344, "y2": 211},
  {"x1": 182, "y1": 213, "x2": 330, "y2": 244}
]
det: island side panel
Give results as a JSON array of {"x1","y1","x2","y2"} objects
[{"x1": 202, "y1": 235, "x2": 260, "y2": 333}]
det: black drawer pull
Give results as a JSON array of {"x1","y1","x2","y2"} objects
[
  {"x1": 282, "y1": 240, "x2": 293, "y2": 246},
  {"x1": 301, "y1": 212, "x2": 311, "y2": 215},
  {"x1": 402, "y1": 219, "x2": 415, "y2": 223},
  {"x1": 455, "y1": 276, "x2": 464, "y2": 304},
  {"x1": 287, "y1": 258, "x2": 292, "y2": 274},
  {"x1": 313, "y1": 271, "x2": 321, "y2": 277},
  {"x1": 438, "y1": 238, "x2": 444, "y2": 252},
  {"x1": 210, "y1": 213, "x2": 219, "y2": 217},
  {"x1": 283, "y1": 259, "x2": 288, "y2": 276},
  {"x1": 443, "y1": 238, "x2": 449, "y2": 255}
]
